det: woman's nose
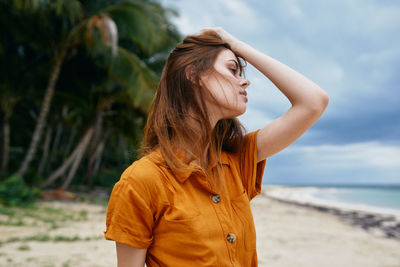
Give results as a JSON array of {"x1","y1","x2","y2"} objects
[{"x1": 240, "y1": 78, "x2": 250, "y2": 88}]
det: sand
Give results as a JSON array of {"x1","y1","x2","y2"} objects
[
  {"x1": 0, "y1": 186, "x2": 399, "y2": 266},
  {"x1": 254, "y1": 186, "x2": 400, "y2": 267},
  {"x1": 0, "y1": 201, "x2": 116, "y2": 267}
]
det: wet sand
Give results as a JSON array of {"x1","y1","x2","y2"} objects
[{"x1": 253, "y1": 185, "x2": 400, "y2": 267}]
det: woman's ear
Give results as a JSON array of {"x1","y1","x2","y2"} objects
[
  {"x1": 185, "y1": 65, "x2": 206, "y2": 87},
  {"x1": 185, "y1": 65, "x2": 197, "y2": 84}
]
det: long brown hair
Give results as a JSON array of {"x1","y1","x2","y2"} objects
[{"x1": 140, "y1": 30, "x2": 247, "y2": 179}]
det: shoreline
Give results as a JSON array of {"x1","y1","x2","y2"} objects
[
  {"x1": 261, "y1": 185, "x2": 400, "y2": 241},
  {"x1": 1, "y1": 188, "x2": 399, "y2": 266},
  {"x1": 253, "y1": 186, "x2": 400, "y2": 266}
]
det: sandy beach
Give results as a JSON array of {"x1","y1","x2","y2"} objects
[
  {"x1": 254, "y1": 186, "x2": 400, "y2": 267},
  {"x1": 0, "y1": 185, "x2": 399, "y2": 266}
]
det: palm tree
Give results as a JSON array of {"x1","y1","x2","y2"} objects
[
  {"x1": 0, "y1": 1, "x2": 48, "y2": 178},
  {"x1": 14, "y1": 0, "x2": 181, "y2": 180}
]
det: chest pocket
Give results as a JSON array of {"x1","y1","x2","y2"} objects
[
  {"x1": 156, "y1": 185, "x2": 205, "y2": 234},
  {"x1": 152, "y1": 191, "x2": 208, "y2": 253},
  {"x1": 163, "y1": 200, "x2": 201, "y2": 222},
  {"x1": 231, "y1": 190, "x2": 257, "y2": 251}
]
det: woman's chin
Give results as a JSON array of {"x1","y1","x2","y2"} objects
[
  {"x1": 237, "y1": 105, "x2": 247, "y2": 116},
  {"x1": 230, "y1": 108, "x2": 247, "y2": 118}
]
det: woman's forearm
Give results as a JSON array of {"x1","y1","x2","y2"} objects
[{"x1": 232, "y1": 41, "x2": 329, "y2": 110}]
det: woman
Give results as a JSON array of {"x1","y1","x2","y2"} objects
[{"x1": 104, "y1": 27, "x2": 329, "y2": 267}]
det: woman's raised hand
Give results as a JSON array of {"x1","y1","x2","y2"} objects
[{"x1": 199, "y1": 27, "x2": 244, "y2": 56}]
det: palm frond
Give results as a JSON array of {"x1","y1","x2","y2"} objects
[
  {"x1": 102, "y1": 2, "x2": 170, "y2": 54},
  {"x1": 110, "y1": 46, "x2": 159, "y2": 112}
]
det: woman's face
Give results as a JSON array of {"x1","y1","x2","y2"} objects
[{"x1": 199, "y1": 49, "x2": 250, "y2": 121}]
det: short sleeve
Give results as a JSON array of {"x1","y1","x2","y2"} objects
[
  {"x1": 238, "y1": 129, "x2": 267, "y2": 201},
  {"x1": 104, "y1": 176, "x2": 155, "y2": 249}
]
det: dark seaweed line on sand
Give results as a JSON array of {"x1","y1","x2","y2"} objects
[{"x1": 262, "y1": 192, "x2": 400, "y2": 241}]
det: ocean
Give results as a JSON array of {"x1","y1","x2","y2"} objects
[
  {"x1": 310, "y1": 184, "x2": 400, "y2": 210},
  {"x1": 264, "y1": 184, "x2": 400, "y2": 217}
]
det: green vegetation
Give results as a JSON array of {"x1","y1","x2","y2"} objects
[
  {"x1": 3, "y1": 233, "x2": 103, "y2": 244},
  {"x1": 17, "y1": 244, "x2": 31, "y2": 251},
  {"x1": 0, "y1": 174, "x2": 41, "y2": 206},
  {"x1": 0, "y1": 202, "x2": 89, "y2": 228},
  {"x1": 0, "y1": 0, "x2": 182, "y2": 202},
  {"x1": 62, "y1": 260, "x2": 73, "y2": 267},
  {"x1": 0, "y1": 200, "x2": 104, "y2": 250}
]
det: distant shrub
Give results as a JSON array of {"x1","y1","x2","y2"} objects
[{"x1": 0, "y1": 174, "x2": 42, "y2": 206}]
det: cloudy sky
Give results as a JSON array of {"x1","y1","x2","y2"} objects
[{"x1": 162, "y1": 0, "x2": 400, "y2": 185}]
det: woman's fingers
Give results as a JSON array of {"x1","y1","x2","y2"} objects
[{"x1": 199, "y1": 27, "x2": 242, "y2": 53}]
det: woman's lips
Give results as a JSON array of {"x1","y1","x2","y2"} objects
[{"x1": 239, "y1": 90, "x2": 248, "y2": 102}]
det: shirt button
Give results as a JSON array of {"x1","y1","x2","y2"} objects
[
  {"x1": 227, "y1": 233, "x2": 236, "y2": 243},
  {"x1": 211, "y1": 194, "x2": 221, "y2": 203}
]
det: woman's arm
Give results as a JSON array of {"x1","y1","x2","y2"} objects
[
  {"x1": 203, "y1": 27, "x2": 329, "y2": 161},
  {"x1": 116, "y1": 242, "x2": 147, "y2": 267}
]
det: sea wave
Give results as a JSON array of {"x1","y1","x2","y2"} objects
[{"x1": 263, "y1": 185, "x2": 400, "y2": 219}]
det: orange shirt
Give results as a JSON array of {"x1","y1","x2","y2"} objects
[{"x1": 104, "y1": 130, "x2": 267, "y2": 266}]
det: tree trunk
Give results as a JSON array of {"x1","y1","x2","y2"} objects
[
  {"x1": 51, "y1": 121, "x2": 63, "y2": 153},
  {"x1": 83, "y1": 110, "x2": 103, "y2": 185},
  {"x1": 64, "y1": 124, "x2": 77, "y2": 155},
  {"x1": 38, "y1": 126, "x2": 52, "y2": 175},
  {"x1": 41, "y1": 126, "x2": 93, "y2": 188},
  {"x1": 17, "y1": 51, "x2": 65, "y2": 178},
  {"x1": 0, "y1": 95, "x2": 19, "y2": 179},
  {"x1": 118, "y1": 133, "x2": 130, "y2": 163},
  {"x1": 90, "y1": 138, "x2": 105, "y2": 187},
  {"x1": 85, "y1": 130, "x2": 108, "y2": 187},
  {"x1": 61, "y1": 128, "x2": 93, "y2": 190},
  {"x1": 1, "y1": 114, "x2": 10, "y2": 178}
]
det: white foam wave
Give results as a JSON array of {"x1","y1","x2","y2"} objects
[{"x1": 263, "y1": 185, "x2": 400, "y2": 219}]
